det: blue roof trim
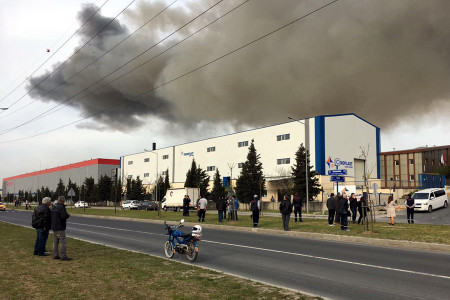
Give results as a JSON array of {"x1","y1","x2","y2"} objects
[
  {"x1": 319, "y1": 113, "x2": 379, "y2": 129},
  {"x1": 315, "y1": 116, "x2": 325, "y2": 175},
  {"x1": 376, "y1": 128, "x2": 381, "y2": 179}
]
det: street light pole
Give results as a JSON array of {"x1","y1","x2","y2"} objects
[{"x1": 288, "y1": 117, "x2": 309, "y2": 213}]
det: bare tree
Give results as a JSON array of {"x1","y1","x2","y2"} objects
[
  {"x1": 359, "y1": 144, "x2": 376, "y2": 232},
  {"x1": 273, "y1": 166, "x2": 295, "y2": 199}
]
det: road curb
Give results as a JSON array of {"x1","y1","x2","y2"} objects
[{"x1": 73, "y1": 213, "x2": 450, "y2": 254}]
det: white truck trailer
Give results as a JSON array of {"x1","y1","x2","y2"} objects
[{"x1": 162, "y1": 187, "x2": 200, "y2": 211}]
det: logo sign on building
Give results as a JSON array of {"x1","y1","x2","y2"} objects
[
  {"x1": 328, "y1": 169, "x2": 347, "y2": 175},
  {"x1": 181, "y1": 152, "x2": 194, "y2": 157},
  {"x1": 326, "y1": 156, "x2": 353, "y2": 169},
  {"x1": 330, "y1": 176, "x2": 346, "y2": 182}
]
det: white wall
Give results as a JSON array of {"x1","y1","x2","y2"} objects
[{"x1": 324, "y1": 115, "x2": 378, "y2": 179}]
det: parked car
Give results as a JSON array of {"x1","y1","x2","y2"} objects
[
  {"x1": 412, "y1": 188, "x2": 448, "y2": 212},
  {"x1": 74, "y1": 201, "x2": 89, "y2": 208},
  {"x1": 138, "y1": 201, "x2": 158, "y2": 211},
  {"x1": 121, "y1": 200, "x2": 140, "y2": 210},
  {"x1": 0, "y1": 202, "x2": 5, "y2": 211}
]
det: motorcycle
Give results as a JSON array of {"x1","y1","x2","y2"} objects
[{"x1": 164, "y1": 219, "x2": 202, "y2": 262}]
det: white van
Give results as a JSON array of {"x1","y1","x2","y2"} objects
[
  {"x1": 412, "y1": 188, "x2": 448, "y2": 212},
  {"x1": 162, "y1": 187, "x2": 200, "y2": 211}
]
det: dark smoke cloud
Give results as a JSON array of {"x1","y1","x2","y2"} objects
[{"x1": 27, "y1": 0, "x2": 450, "y2": 133}]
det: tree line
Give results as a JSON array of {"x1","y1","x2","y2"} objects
[{"x1": 184, "y1": 140, "x2": 321, "y2": 204}]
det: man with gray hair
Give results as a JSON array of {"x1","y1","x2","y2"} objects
[
  {"x1": 32, "y1": 197, "x2": 52, "y2": 256},
  {"x1": 51, "y1": 196, "x2": 71, "y2": 260}
]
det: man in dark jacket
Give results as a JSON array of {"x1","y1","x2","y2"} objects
[
  {"x1": 338, "y1": 193, "x2": 350, "y2": 231},
  {"x1": 406, "y1": 195, "x2": 415, "y2": 224},
  {"x1": 182, "y1": 195, "x2": 190, "y2": 216},
  {"x1": 335, "y1": 193, "x2": 342, "y2": 224},
  {"x1": 292, "y1": 192, "x2": 303, "y2": 222},
  {"x1": 250, "y1": 195, "x2": 260, "y2": 227},
  {"x1": 32, "y1": 197, "x2": 52, "y2": 256},
  {"x1": 51, "y1": 196, "x2": 71, "y2": 260},
  {"x1": 326, "y1": 193, "x2": 337, "y2": 226},
  {"x1": 279, "y1": 195, "x2": 293, "y2": 231},
  {"x1": 216, "y1": 197, "x2": 226, "y2": 222},
  {"x1": 349, "y1": 193, "x2": 358, "y2": 224}
]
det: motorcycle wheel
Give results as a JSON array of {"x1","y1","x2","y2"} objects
[
  {"x1": 164, "y1": 241, "x2": 174, "y2": 258},
  {"x1": 185, "y1": 241, "x2": 198, "y2": 262}
]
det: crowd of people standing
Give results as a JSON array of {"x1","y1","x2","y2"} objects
[{"x1": 326, "y1": 192, "x2": 370, "y2": 231}]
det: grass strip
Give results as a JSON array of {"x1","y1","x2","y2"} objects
[
  {"x1": 7, "y1": 205, "x2": 450, "y2": 245},
  {"x1": 0, "y1": 222, "x2": 317, "y2": 300}
]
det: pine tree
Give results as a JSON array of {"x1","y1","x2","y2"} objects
[
  {"x1": 291, "y1": 143, "x2": 321, "y2": 201},
  {"x1": 153, "y1": 176, "x2": 165, "y2": 202},
  {"x1": 55, "y1": 179, "x2": 65, "y2": 197},
  {"x1": 111, "y1": 178, "x2": 122, "y2": 204},
  {"x1": 184, "y1": 159, "x2": 197, "y2": 188},
  {"x1": 164, "y1": 169, "x2": 171, "y2": 195},
  {"x1": 185, "y1": 159, "x2": 210, "y2": 198},
  {"x1": 131, "y1": 176, "x2": 146, "y2": 200},
  {"x1": 97, "y1": 175, "x2": 112, "y2": 202},
  {"x1": 83, "y1": 177, "x2": 97, "y2": 203},
  {"x1": 126, "y1": 178, "x2": 132, "y2": 199},
  {"x1": 235, "y1": 140, "x2": 266, "y2": 203},
  {"x1": 211, "y1": 169, "x2": 227, "y2": 201}
]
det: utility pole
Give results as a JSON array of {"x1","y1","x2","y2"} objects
[{"x1": 228, "y1": 162, "x2": 236, "y2": 220}]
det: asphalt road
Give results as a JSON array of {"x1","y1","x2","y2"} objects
[{"x1": 1, "y1": 211, "x2": 449, "y2": 300}]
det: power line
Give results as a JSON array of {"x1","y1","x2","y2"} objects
[
  {"x1": 3, "y1": 0, "x2": 137, "y2": 111},
  {"x1": 0, "y1": 0, "x2": 111, "y2": 105},
  {"x1": 0, "y1": 0, "x2": 226, "y2": 135},
  {"x1": 0, "y1": 0, "x2": 178, "y2": 121},
  {"x1": 0, "y1": 0, "x2": 339, "y2": 144}
]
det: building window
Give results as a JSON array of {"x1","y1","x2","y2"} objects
[
  {"x1": 395, "y1": 175, "x2": 399, "y2": 181},
  {"x1": 238, "y1": 141, "x2": 249, "y2": 148},
  {"x1": 409, "y1": 159, "x2": 414, "y2": 165},
  {"x1": 394, "y1": 160, "x2": 399, "y2": 166},
  {"x1": 432, "y1": 159, "x2": 435, "y2": 165},
  {"x1": 128, "y1": 161, "x2": 133, "y2": 165},
  {"x1": 238, "y1": 163, "x2": 244, "y2": 168},
  {"x1": 409, "y1": 175, "x2": 414, "y2": 181},
  {"x1": 127, "y1": 175, "x2": 133, "y2": 179},
  {"x1": 276, "y1": 133, "x2": 290, "y2": 141},
  {"x1": 144, "y1": 173, "x2": 149, "y2": 177},
  {"x1": 207, "y1": 147, "x2": 216, "y2": 152},
  {"x1": 277, "y1": 158, "x2": 291, "y2": 165},
  {"x1": 144, "y1": 158, "x2": 150, "y2": 163},
  {"x1": 207, "y1": 166, "x2": 216, "y2": 172},
  {"x1": 161, "y1": 171, "x2": 168, "y2": 176},
  {"x1": 163, "y1": 155, "x2": 169, "y2": 160}
]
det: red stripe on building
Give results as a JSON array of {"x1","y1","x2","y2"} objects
[{"x1": 3, "y1": 158, "x2": 119, "y2": 182}]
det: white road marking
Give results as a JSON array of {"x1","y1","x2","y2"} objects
[
  {"x1": 202, "y1": 240, "x2": 450, "y2": 280},
  {"x1": 69, "y1": 221, "x2": 450, "y2": 280}
]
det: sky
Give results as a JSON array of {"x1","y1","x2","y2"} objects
[{"x1": 0, "y1": 0, "x2": 449, "y2": 183}]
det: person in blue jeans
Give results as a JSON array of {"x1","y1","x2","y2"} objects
[
  {"x1": 216, "y1": 197, "x2": 226, "y2": 222},
  {"x1": 32, "y1": 197, "x2": 52, "y2": 256}
]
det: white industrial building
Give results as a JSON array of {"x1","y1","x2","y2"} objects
[{"x1": 120, "y1": 113, "x2": 380, "y2": 201}]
